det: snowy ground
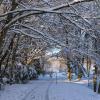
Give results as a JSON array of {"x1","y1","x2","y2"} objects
[{"x1": 0, "y1": 76, "x2": 100, "y2": 100}]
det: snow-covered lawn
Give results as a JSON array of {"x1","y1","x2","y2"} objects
[{"x1": 0, "y1": 79, "x2": 100, "y2": 100}]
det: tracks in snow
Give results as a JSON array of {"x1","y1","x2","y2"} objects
[
  {"x1": 45, "y1": 81, "x2": 53, "y2": 100},
  {"x1": 22, "y1": 80, "x2": 53, "y2": 100}
]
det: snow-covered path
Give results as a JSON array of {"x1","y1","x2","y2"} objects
[{"x1": 0, "y1": 79, "x2": 100, "y2": 100}]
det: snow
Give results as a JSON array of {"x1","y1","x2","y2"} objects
[
  {"x1": 49, "y1": 82, "x2": 100, "y2": 100},
  {"x1": 0, "y1": 78, "x2": 100, "y2": 100}
]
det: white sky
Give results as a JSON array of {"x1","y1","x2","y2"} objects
[{"x1": 46, "y1": 48, "x2": 61, "y2": 55}]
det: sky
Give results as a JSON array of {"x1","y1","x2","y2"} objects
[{"x1": 46, "y1": 48, "x2": 61, "y2": 56}]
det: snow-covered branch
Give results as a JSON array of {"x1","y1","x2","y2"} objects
[
  {"x1": 9, "y1": 29, "x2": 42, "y2": 39},
  {"x1": 12, "y1": 23, "x2": 66, "y2": 47},
  {"x1": 0, "y1": 0, "x2": 94, "y2": 17}
]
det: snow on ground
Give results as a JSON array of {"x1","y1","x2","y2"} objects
[
  {"x1": 49, "y1": 82, "x2": 100, "y2": 100},
  {"x1": 0, "y1": 77, "x2": 100, "y2": 100},
  {"x1": 38, "y1": 72, "x2": 67, "y2": 80}
]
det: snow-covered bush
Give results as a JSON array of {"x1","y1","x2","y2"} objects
[{"x1": 28, "y1": 67, "x2": 38, "y2": 80}]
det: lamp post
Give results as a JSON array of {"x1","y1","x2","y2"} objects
[{"x1": 56, "y1": 72, "x2": 57, "y2": 84}]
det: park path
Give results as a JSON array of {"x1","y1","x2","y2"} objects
[{"x1": 0, "y1": 79, "x2": 100, "y2": 100}]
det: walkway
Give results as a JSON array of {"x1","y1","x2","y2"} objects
[{"x1": 0, "y1": 79, "x2": 100, "y2": 100}]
